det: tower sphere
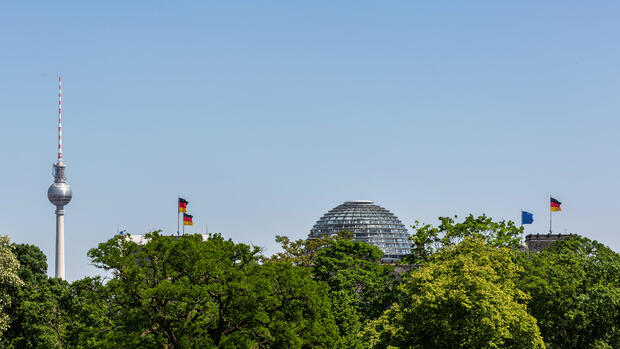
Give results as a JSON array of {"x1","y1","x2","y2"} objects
[
  {"x1": 48, "y1": 181, "x2": 72, "y2": 206},
  {"x1": 309, "y1": 200, "x2": 411, "y2": 260}
]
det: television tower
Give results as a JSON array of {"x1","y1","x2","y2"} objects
[{"x1": 47, "y1": 77, "x2": 72, "y2": 280}]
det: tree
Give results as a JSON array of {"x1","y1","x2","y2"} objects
[
  {"x1": 516, "y1": 235, "x2": 620, "y2": 348},
  {"x1": 312, "y1": 238, "x2": 398, "y2": 348},
  {"x1": 86, "y1": 232, "x2": 340, "y2": 348},
  {"x1": 406, "y1": 214, "x2": 523, "y2": 264},
  {"x1": 271, "y1": 230, "x2": 353, "y2": 267},
  {"x1": 364, "y1": 236, "x2": 545, "y2": 349},
  {"x1": 272, "y1": 232, "x2": 401, "y2": 347},
  {"x1": 0, "y1": 243, "x2": 71, "y2": 348},
  {"x1": 12, "y1": 244, "x2": 47, "y2": 285},
  {"x1": 48, "y1": 276, "x2": 116, "y2": 349},
  {"x1": 0, "y1": 236, "x2": 22, "y2": 337}
]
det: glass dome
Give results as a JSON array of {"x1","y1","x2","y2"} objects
[{"x1": 309, "y1": 200, "x2": 411, "y2": 260}]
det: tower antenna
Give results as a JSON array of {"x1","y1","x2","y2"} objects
[{"x1": 58, "y1": 76, "x2": 62, "y2": 164}]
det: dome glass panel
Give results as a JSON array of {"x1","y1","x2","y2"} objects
[{"x1": 309, "y1": 200, "x2": 411, "y2": 260}]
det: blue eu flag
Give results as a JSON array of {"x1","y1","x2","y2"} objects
[{"x1": 521, "y1": 211, "x2": 534, "y2": 225}]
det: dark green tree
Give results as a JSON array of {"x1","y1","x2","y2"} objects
[
  {"x1": 12, "y1": 244, "x2": 47, "y2": 284},
  {"x1": 86, "y1": 232, "x2": 340, "y2": 348},
  {"x1": 271, "y1": 230, "x2": 353, "y2": 267},
  {"x1": 516, "y1": 235, "x2": 620, "y2": 348},
  {"x1": 272, "y1": 232, "x2": 401, "y2": 347},
  {"x1": 63, "y1": 276, "x2": 119, "y2": 348},
  {"x1": 312, "y1": 238, "x2": 398, "y2": 348},
  {"x1": 0, "y1": 243, "x2": 71, "y2": 348}
]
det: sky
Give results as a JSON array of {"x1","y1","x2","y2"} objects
[{"x1": 0, "y1": 1, "x2": 618, "y2": 281}]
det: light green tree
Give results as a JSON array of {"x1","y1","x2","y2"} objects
[
  {"x1": 363, "y1": 236, "x2": 545, "y2": 349},
  {"x1": 406, "y1": 214, "x2": 523, "y2": 264},
  {"x1": 0, "y1": 236, "x2": 23, "y2": 337}
]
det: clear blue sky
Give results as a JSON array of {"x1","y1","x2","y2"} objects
[{"x1": 1, "y1": 1, "x2": 618, "y2": 280}]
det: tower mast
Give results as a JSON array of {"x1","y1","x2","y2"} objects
[
  {"x1": 48, "y1": 76, "x2": 72, "y2": 280},
  {"x1": 58, "y1": 76, "x2": 63, "y2": 164}
]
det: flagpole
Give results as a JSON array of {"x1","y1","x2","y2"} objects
[
  {"x1": 183, "y1": 216, "x2": 185, "y2": 235},
  {"x1": 177, "y1": 196, "x2": 180, "y2": 236},
  {"x1": 549, "y1": 195, "x2": 552, "y2": 233},
  {"x1": 520, "y1": 210, "x2": 523, "y2": 228},
  {"x1": 550, "y1": 210, "x2": 552, "y2": 233}
]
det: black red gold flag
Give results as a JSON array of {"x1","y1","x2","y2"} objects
[
  {"x1": 550, "y1": 197, "x2": 562, "y2": 212},
  {"x1": 183, "y1": 213, "x2": 194, "y2": 226},
  {"x1": 179, "y1": 198, "x2": 188, "y2": 213}
]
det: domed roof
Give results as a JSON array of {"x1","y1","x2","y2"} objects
[{"x1": 309, "y1": 200, "x2": 411, "y2": 260}]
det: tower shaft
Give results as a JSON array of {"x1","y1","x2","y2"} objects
[{"x1": 55, "y1": 207, "x2": 65, "y2": 279}]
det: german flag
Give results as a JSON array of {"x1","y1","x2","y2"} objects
[
  {"x1": 550, "y1": 197, "x2": 562, "y2": 212},
  {"x1": 183, "y1": 213, "x2": 194, "y2": 226},
  {"x1": 178, "y1": 198, "x2": 188, "y2": 213}
]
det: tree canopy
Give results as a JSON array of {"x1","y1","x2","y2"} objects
[
  {"x1": 312, "y1": 236, "x2": 398, "y2": 348},
  {"x1": 364, "y1": 235, "x2": 545, "y2": 349},
  {"x1": 86, "y1": 232, "x2": 340, "y2": 348},
  {"x1": 0, "y1": 243, "x2": 72, "y2": 348},
  {"x1": 0, "y1": 215, "x2": 618, "y2": 348},
  {"x1": 406, "y1": 214, "x2": 523, "y2": 264},
  {"x1": 516, "y1": 235, "x2": 620, "y2": 348}
]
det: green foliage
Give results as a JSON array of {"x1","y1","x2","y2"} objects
[
  {"x1": 364, "y1": 236, "x2": 545, "y2": 349},
  {"x1": 2, "y1": 278, "x2": 71, "y2": 348},
  {"x1": 0, "y1": 236, "x2": 22, "y2": 337},
  {"x1": 85, "y1": 232, "x2": 340, "y2": 348},
  {"x1": 516, "y1": 235, "x2": 620, "y2": 348},
  {"x1": 61, "y1": 276, "x2": 119, "y2": 348},
  {"x1": 406, "y1": 214, "x2": 523, "y2": 264},
  {"x1": 312, "y1": 238, "x2": 398, "y2": 348},
  {"x1": 12, "y1": 244, "x2": 47, "y2": 285},
  {"x1": 313, "y1": 238, "x2": 395, "y2": 319},
  {"x1": 0, "y1": 243, "x2": 71, "y2": 348},
  {"x1": 271, "y1": 230, "x2": 353, "y2": 267},
  {"x1": 1, "y1": 218, "x2": 618, "y2": 348}
]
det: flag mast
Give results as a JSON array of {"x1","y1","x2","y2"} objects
[
  {"x1": 177, "y1": 196, "x2": 180, "y2": 235},
  {"x1": 178, "y1": 198, "x2": 191, "y2": 235},
  {"x1": 549, "y1": 194, "x2": 552, "y2": 233}
]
